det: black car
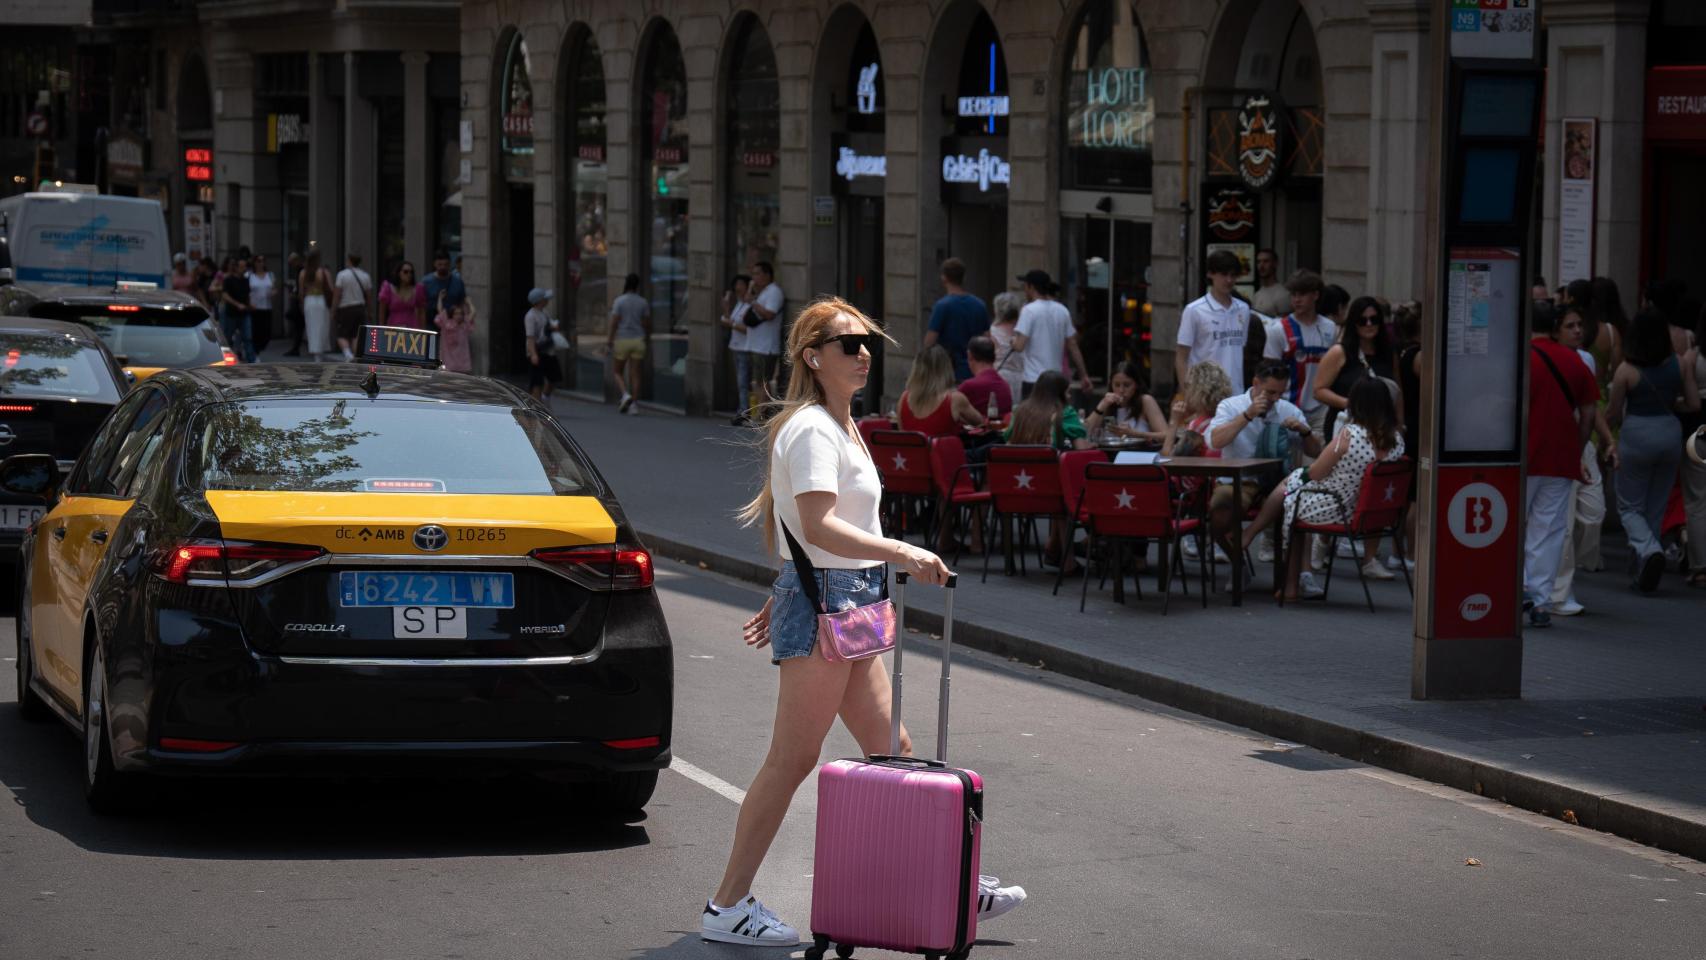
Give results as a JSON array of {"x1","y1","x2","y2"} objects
[
  {"x1": 0, "y1": 316, "x2": 128, "y2": 552},
  {"x1": 0, "y1": 283, "x2": 235, "y2": 380},
  {"x1": 4, "y1": 347, "x2": 672, "y2": 814}
]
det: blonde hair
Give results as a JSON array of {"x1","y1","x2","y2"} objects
[
  {"x1": 903, "y1": 344, "x2": 956, "y2": 418},
  {"x1": 1182, "y1": 360, "x2": 1233, "y2": 418},
  {"x1": 738, "y1": 296, "x2": 891, "y2": 552}
]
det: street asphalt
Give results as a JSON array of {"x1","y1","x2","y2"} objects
[{"x1": 4, "y1": 560, "x2": 1706, "y2": 959}]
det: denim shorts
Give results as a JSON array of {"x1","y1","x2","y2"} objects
[{"x1": 769, "y1": 561, "x2": 889, "y2": 664}]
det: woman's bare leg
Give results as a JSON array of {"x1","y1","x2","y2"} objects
[
  {"x1": 713, "y1": 655, "x2": 852, "y2": 906},
  {"x1": 1242, "y1": 483, "x2": 1287, "y2": 552},
  {"x1": 838, "y1": 655, "x2": 914, "y2": 759}
]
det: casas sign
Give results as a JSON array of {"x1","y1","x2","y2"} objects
[
  {"x1": 1205, "y1": 187, "x2": 1256, "y2": 241},
  {"x1": 1237, "y1": 95, "x2": 1282, "y2": 191}
]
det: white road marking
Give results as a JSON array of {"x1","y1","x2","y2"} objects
[{"x1": 670, "y1": 757, "x2": 746, "y2": 805}]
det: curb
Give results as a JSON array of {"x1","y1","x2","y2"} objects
[{"x1": 640, "y1": 528, "x2": 1706, "y2": 864}]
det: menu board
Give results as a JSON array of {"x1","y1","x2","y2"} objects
[{"x1": 1442, "y1": 246, "x2": 1522, "y2": 457}]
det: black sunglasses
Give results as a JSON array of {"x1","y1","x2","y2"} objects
[
  {"x1": 1356, "y1": 313, "x2": 1383, "y2": 327},
  {"x1": 815, "y1": 333, "x2": 876, "y2": 356}
]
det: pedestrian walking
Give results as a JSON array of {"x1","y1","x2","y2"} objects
[
  {"x1": 379, "y1": 261, "x2": 428, "y2": 329},
  {"x1": 744, "y1": 260, "x2": 785, "y2": 410},
  {"x1": 1545, "y1": 302, "x2": 1618, "y2": 616},
  {"x1": 1263, "y1": 270, "x2": 1338, "y2": 445},
  {"x1": 247, "y1": 254, "x2": 275, "y2": 352},
  {"x1": 1012, "y1": 269, "x2": 1092, "y2": 399},
  {"x1": 1176, "y1": 249, "x2": 1253, "y2": 391},
  {"x1": 332, "y1": 253, "x2": 373, "y2": 361},
  {"x1": 1607, "y1": 308, "x2": 1700, "y2": 593},
  {"x1": 524, "y1": 287, "x2": 562, "y2": 401},
  {"x1": 1524, "y1": 303, "x2": 1600, "y2": 627},
  {"x1": 422, "y1": 249, "x2": 466, "y2": 322},
  {"x1": 220, "y1": 254, "x2": 255, "y2": 362},
  {"x1": 701, "y1": 296, "x2": 1024, "y2": 947},
  {"x1": 608, "y1": 272, "x2": 650, "y2": 414},
  {"x1": 720, "y1": 273, "x2": 754, "y2": 424},
  {"x1": 283, "y1": 251, "x2": 305, "y2": 356},
  {"x1": 299, "y1": 248, "x2": 334, "y2": 361},
  {"x1": 1251, "y1": 247, "x2": 1290, "y2": 318},
  {"x1": 436, "y1": 291, "x2": 476, "y2": 374},
  {"x1": 923, "y1": 257, "x2": 991, "y2": 381}
]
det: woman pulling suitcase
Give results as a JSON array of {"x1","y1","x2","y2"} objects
[{"x1": 700, "y1": 297, "x2": 1027, "y2": 947}]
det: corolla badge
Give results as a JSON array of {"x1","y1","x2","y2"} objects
[{"x1": 413, "y1": 524, "x2": 449, "y2": 551}]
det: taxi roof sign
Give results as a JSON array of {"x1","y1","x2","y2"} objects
[{"x1": 358, "y1": 324, "x2": 440, "y2": 368}]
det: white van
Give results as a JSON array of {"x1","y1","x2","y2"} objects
[{"x1": 0, "y1": 191, "x2": 171, "y2": 290}]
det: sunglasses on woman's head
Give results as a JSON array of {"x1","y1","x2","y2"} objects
[{"x1": 815, "y1": 333, "x2": 875, "y2": 355}]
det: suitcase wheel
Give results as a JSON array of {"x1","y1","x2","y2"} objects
[
  {"x1": 804, "y1": 934, "x2": 831, "y2": 960},
  {"x1": 835, "y1": 945, "x2": 856, "y2": 959}
]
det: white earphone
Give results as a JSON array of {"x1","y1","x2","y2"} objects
[{"x1": 808, "y1": 357, "x2": 820, "y2": 368}]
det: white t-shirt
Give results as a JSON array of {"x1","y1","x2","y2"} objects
[
  {"x1": 727, "y1": 300, "x2": 752, "y2": 352},
  {"x1": 335, "y1": 267, "x2": 372, "y2": 307},
  {"x1": 745, "y1": 283, "x2": 785, "y2": 356},
  {"x1": 1177, "y1": 291, "x2": 1252, "y2": 387},
  {"x1": 771, "y1": 404, "x2": 883, "y2": 569},
  {"x1": 1015, "y1": 298, "x2": 1072, "y2": 384},
  {"x1": 1261, "y1": 313, "x2": 1337, "y2": 412},
  {"x1": 1208, "y1": 389, "x2": 1309, "y2": 461},
  {"x1": 246, "y1": 271, "x2": 275, "y2": 311}
]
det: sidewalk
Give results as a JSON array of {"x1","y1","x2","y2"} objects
[{"x1": 546, "y1": 392, "x2": 1706, "y2": 861}]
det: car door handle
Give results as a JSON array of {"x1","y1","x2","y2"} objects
[
  {"x1": 90, "y1": 529, "x2": 109, "y2": 545},
  {"x1": 52, "y1": 526, "x2": 66, "y2": 541}
]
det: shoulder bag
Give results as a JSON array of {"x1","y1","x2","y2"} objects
[{"x1": 780, "y1": 522, "x2": 897, "y2": 662}]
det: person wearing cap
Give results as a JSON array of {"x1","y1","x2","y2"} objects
[
  {"x1": 524, "y1": 287, "x2": 562, "y2": 400},
  {"x1": 1012, "y1": 268, "x2": 1092, "y2": 398}
]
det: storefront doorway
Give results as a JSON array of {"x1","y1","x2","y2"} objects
[
  {"x1": 927, "y1": 6, "x2": 1011, "y2": 316},
  {"x1": 842, "y1": 193, "x2": 885, "y2": 412},
  {"x1": 822, "y1": 14, "x2": 887, "y2": 412},
  {"x1": 1642, "y1": 64, "x2": 1706, "y2": 303},
  {"x1": 494, "y1": 30, "x2": 536, "y2": 374},
  {"x1": 719, "y1": 16, "x2": 780, "y2": 413},
  {"x1": 639, "y1": 23, "x2": 689, "y2": 408}
]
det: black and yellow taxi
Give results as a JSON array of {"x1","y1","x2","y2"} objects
[
  {"x1": 0, "y1": 283, "x2": 237, "y2": 380},
  {"x1": 4, "y1": 325, "x2": 672, "y2": 814}
]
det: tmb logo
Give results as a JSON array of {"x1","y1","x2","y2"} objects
[{"x1": 1459, "y1": 593, "x2": 1493, "y2": 622}]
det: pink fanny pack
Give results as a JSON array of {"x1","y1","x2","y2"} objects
[{"x1": 781, "y1": 523, "x2": 897, "y2": 662}]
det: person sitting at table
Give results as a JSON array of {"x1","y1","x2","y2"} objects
[
  {"x1": 1085, "y1": 361, "x2": 1169, "y2": 445},
  {"x1": 1005, "y1": 370, "x2": 1091, "y2": 574},
  {"x1": 1206, "y1": 360, "x2": 1324, "y2": 577},
  {"x1": 1241, "y1": 377, "x2": 1404, "y2": 601},
  {"x1": 899, "y1": 344, "x2": 987, "y2": 438},
  {"x1": 958, "y1": 335, "x2": 1013, "y2": 419},
  {"x1": 1162, "y1": 360, "x2": 1234, "y2": 458}
]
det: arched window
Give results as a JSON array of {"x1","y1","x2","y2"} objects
[
  {"x1": 640, "y1": 23, "x2": 689, "y2": 406},
  {"x1": 954, "y1": 12, "x2": 1008, "y2": 138},
  {"x1": 1062, "y1": 1, "x2": 1153, "y2": 191},
  {"x1": 726, "y1": 19, "x2": 780, "y2": 284},
  {"x1": 499, "y1": 33, "x2": 535, "y2": 159},
  {"x1": 563, "y1": 29, "x2": 608, "y2": 388}
]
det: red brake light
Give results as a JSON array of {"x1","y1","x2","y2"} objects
[
  {"x1": 0, "y1": 403, "x2": 35, "y2": 412},
  {"x1": 530, "y1": 545, "x2": 654, "y2": 589},
  {"x1": 155, "y1": 540, "x2": 323, "y2": 584},
  {"x1": 601, "y1": 736, "x2": 662, "y2": 750},
  {"x1": 4, "y1": 349, "x2": 18, "y2": 368},
  {"x1": 107, "y1": 304, "x2": 142, "y2": 312},
  {"x1": 214, "y1": 347, "x2": 239, "y2": 366},
  {"x1": 158, "y1": 737, "x2": 241, "y2": 752}
]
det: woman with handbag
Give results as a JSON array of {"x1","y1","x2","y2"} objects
[{"x1": 702, "y1": 297, "x2": 1025, "y2": 948}]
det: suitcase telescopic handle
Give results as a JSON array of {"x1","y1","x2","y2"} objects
[{"x1": 886, "y1": 570, "x2": 958, "y2": 763}]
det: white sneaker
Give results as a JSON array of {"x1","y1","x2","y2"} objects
[
  {"x1": 700, "y1": 895, "x2": 799, "y2": 947},
  {"x1": 1361, "y1": 559, "x2": 1396, "y2": 581},
  {"x1": 341, "y1": 347, "x2": 354, "y2": 361},
  {"x1": 1552, "y1": 598, "x2": 1585, "y2": 616},
  {"x1": 1256, "y1": 539, "x2": 1276, "y2": 564},
  {"x1": 618, "y1": 393, "x2": 633, "y2": 413},
  {"x1": 1297, "y1": 571, "x2": 1326, "y2": 600},
  {"x1": 1213, "y1": 544, "x2": 1230, "y2": 563},
  {"x1": 1310, "y1": 537, "x2": 1329, "y2": 572},
  {"x1": 1337, "y1": 538, "x2": 1358, "y2": 559},
  {"x1": 1385, "y1": 554, "x2": 1415, "y2": 573},
  {"x1": 977, "y1": 875, "x2": 1027, "y2": 921},
  {"x1": 1182, "y1": 537, "x2": 1200, "y2": 560}
]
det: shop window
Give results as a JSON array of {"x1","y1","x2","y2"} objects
[
  {"x1": 563, "y1": 29, "x2": 609, "y2": 390},
  {"x1": 640, "y1": 22, "x2": 689, "y2": 406}
]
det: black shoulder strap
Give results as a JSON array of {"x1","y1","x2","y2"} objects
[
  {"x1": 780, "y1": 521, "x2": 826, "y2": 615},
  {"x1": 1531, "y1": 343, "x2": 1578, "y2": 408}
]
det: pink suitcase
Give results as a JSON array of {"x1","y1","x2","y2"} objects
[{"x1": 806, "y1": 572, "x2": 983, "y2": 960}]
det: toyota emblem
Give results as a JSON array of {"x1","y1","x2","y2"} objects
[
  {"x1": 413, "y1": 525, "x2": 449, "y2": 551},
  {"x1": 0, "y1": 425, "x2": 14, "y2": 447}
]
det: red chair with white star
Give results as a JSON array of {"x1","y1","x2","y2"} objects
[
  {"x1": 981, "y1": 445, "x2": 1064, "y2": 582},
  {"x1": 928, "y1": 435, "x2": 991, "y2": 566},
  {"x1": 869, "y1": 429, "x2": 936, "y2": 543},
  {"x1": 1286, "y1": 457, "x2": 1414, "y2": 612},
  {"x1": 1075, "y1": 462, "x2": 1205, "y2": 614},
  {"x1": 1050, "y1": 449, "x2": 1107, "y2": 596}
]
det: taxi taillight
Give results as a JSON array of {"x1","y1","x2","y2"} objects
[
  {"x1": 213, "y1": 347, "x2": 239, "y2": 366},
  {"x1": 155, "y1": 540, "x2": 324, "y2": 584},
  {"x1": 530, "y1": 545, "x2": 654, "y2": 590}
]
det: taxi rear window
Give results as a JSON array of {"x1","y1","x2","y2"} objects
[
  {"x1": 187, "y1": 399, "x2": 598, "y2": 496},
  {"x1": 29, "y1": 304, "x2": 220, "y2": 367},
  {"x1": 0, "y1": 332, "x2": 122, "y2": 401}
]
